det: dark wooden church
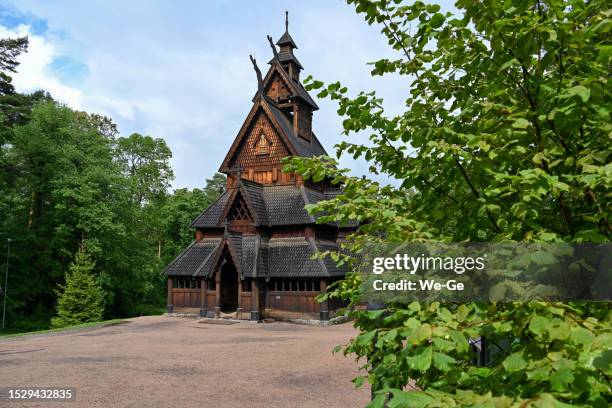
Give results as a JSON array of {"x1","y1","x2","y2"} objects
[{"x1": 163, "y1": 15, "x2": 351, "y2": 321}]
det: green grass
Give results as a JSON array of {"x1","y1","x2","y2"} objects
[{"x1": 0, "y1": 318, "x2": 126, "y2": 339}]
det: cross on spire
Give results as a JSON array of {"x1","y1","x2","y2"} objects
[{"x1": 285, "y1": 10, "x2": 289, "y2": 32}]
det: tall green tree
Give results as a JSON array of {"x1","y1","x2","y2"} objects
[
  {"x1": 116, "y1": 133, "x2": 174, "y2": 205},
  {"x1": 51, "y1": 245, "x2": 105, "y2": 328},
  {"x1": 287, "y1": 0, "x2": 611, "y2": 406},
  {"x1": 0, "y1": 36, "x2": 28, "y2": 96}
]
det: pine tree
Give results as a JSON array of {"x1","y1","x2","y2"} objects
[{"x1": 51, "y1": 246, "x2": 105, "y2": 328}]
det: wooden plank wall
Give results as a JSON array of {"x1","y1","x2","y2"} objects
[
  {"x1": 172, "y1": 288, "x2": 200, "y2": 308},
  {"x1": 265, "y1": 291, "x2": 321, "y2": 313},
  {"x1": 240, "y1": 292, "x2": 252, "y2": 312}
]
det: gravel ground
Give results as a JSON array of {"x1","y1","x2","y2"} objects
[{"x1": 0, "y1": 316, "x2": 369, "y2": 407}]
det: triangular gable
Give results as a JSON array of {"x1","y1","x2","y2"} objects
[
  {"x1": 264, "y1": 70, "x2": 293, "y2": 101},
  {"x1": 219, "y1": 97, "x2": 299, "y2": 172},
  {"x1": 228, "y1": 191, "x2": 252, "y2": 221},
  {"x1": 252, "y1": 61, "x2": 318, "y2": 110},
  {"x1": 217, "y1": 181, "x2": 262, "y2": 226}
]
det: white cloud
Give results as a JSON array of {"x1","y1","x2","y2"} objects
[{"x1": 0, "y1": 24, "x2": 83, "y2": 108}]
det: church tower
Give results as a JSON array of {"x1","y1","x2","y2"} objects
[{"x1": 219, "y1": 11, "x2": 322, "y2": 187}]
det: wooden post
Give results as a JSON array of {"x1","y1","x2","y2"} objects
[
  {"x1": 251, "y1": 279, "x2": 260, "y2": 321},
  {"x1": 199, "y1": 279, "x2": 207, "y2": 317},
  {"x1": 215, "y1": 270, "x2": 221, "y2": 318},
  {"x1": 166, "y1": 277, "x2": 174, "y2": 313},
  {"x1": 237, "y1": 279, "x2": 243, "y2": 319},
  {"x1": 320, "y1": 279, "x2": 329, "y2": 321}
]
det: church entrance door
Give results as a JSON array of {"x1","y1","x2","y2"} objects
[{"x1": 220, "y1": 261, "x2": 238, "y2": 312}]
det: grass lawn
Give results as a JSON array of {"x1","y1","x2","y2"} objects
[{"x1": 0, "y1": 318, "x2": 127, "y2": 339}]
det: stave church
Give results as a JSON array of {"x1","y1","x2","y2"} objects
[{"x1": 163, "y1": 14, "x2": 353, "y2": 321}]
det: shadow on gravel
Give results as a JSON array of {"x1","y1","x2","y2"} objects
[
  {"x1": 0, "y1": 348, "x2": 45, "y2": 355},
  {"x1": 272, "y1": 372, "x2": 333, "y2": 390},
  {"x1": 206, "y1": 336, "x2": 294, "y2": 345},
  {"x1": 259, "y1": 323, "x2": 308, "y2": 332}
]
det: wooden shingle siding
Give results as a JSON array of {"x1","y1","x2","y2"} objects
[{"x1": 231, "y1": 111, "x2": 289, "y2": 171}]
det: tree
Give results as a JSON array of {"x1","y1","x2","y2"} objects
[
  {"x1": 286, "y1": 1, "x2": 611, "y2": 406},
  {"x1": 203, "y1": 173, "x2": 226, "y2": 198},
  {"x1": 0, "y1": 36, "x2": 28, "y2": 95},
  {"x1": 51, "y1": 246, "x2": 105, "y2": 328},
  {"x1": 0, "y1": 34, "x2": 180, "y2": 329},
  {"x1": 116, "y1": 133, "x2": 174, "y2": 205}
]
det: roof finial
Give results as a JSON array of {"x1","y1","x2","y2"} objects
[
  {"x1": 249, "y1": 55, "x2": 264, "y2": 96},
  {"x1": 285, "y1": 10, "x2": 289, "y2": 32},
  {"x1": 267, "y1": 35, "x2": 280, "y2": 62}
]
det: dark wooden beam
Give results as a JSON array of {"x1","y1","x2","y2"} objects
[
  {"x1": 166, "y1": 277, "x2": 174, "y2": 313},
  {"x1": 251, "y1": 279, "x2": 261, "y2": 321},
  {"x1": 215, "y1": 270, "x2": 221, "y2": 318},
  {"x1": 200, "y1": 279, "x2": 207, "y2": 317},
  {"x1": 320, "y1": 279, "x2": 329, "y2": 321}
]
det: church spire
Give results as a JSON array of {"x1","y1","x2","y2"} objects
[
  {"x1": 276, "y1": 11, "x2": 298, "y2": 50},
  {"x1": 270, "y1": 11, "x2": 303, "y2": 80}
]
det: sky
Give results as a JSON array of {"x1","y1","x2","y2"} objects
[{"x1": 0, "y1": 0, "x2": 455, "y2": 190}]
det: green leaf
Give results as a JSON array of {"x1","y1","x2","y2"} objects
[
  {"x1": 352, "y1": 375, "x2": 366, "y2": 388},
  {"x1": 550, "y1": 368, "x2": 574, "y2": 392},
  {"x1": 407, "y1": 323, "x2": 432, "y2": 345},
  {"x1": 432, "y1": 352, "x2": 456, "y2": 372},
  {"x1": 388, "y1": 390, "x2": 433, "y2": 408},
  {"x1": 356, "y1": 330, "x2": 377, "y2": 348},
  {"x1": 566, "y1": 85, "x2": 591, "y2": 102},
  {"x1": 512, "y1": 118, "x2": 530, "y2": 129},
  {"x1": 503, "y1": 352, "x2": 527, "y2": 372},
  {"x1": 366, "y1": 393, "x2": 386, "y2": 408},
  {"x1": 529, "y1": 315, "x2": 550, "y2": 337},
  {"x1": 407, "y1": 347, "x2": 433, "y2": 372},
  {"x1": 430, "y1": 13, "x2": 445, "y2": 28}
]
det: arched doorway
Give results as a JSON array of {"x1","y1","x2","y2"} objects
[{"x1": 220, "y1": 261, "x2": 238, "y2": 312}]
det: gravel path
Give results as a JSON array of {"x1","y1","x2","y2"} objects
[{"x1": 0, "y1": 316, "x2": 369, "y2": 407}]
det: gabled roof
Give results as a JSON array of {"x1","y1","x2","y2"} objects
[
  {"x1": 191, "y1": 180, "x2": 357, "y2": 230},
  {"x1": 164, "y1": 234, "x2": 347, "y2": 279},
  {"x1": 226, "y1": 233, "x2": 259, "y2": 279},
  {"x1": 255, "y1": 62, "x2": 318, "y2": 110},
  {"x1": 191, "y1": 180, "x2": 334, "y2": 228},
  {"x1": 219, "y1": 94, "x2": 325, "y2": 173},
  {"x1": 163, "y1": 238, "x2": 223, "y2": 276}
]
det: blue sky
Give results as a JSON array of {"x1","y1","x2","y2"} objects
[{"x1": 0, "y1": 0, "x2": 455, "y2": 189}]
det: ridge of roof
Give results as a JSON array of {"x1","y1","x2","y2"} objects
[
  {"x1": 195, "y1": 239, "x2": 224, "y2": 276},
  {"x1": 307, "y1": 236, "x2": 329, "y2": 274}
]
